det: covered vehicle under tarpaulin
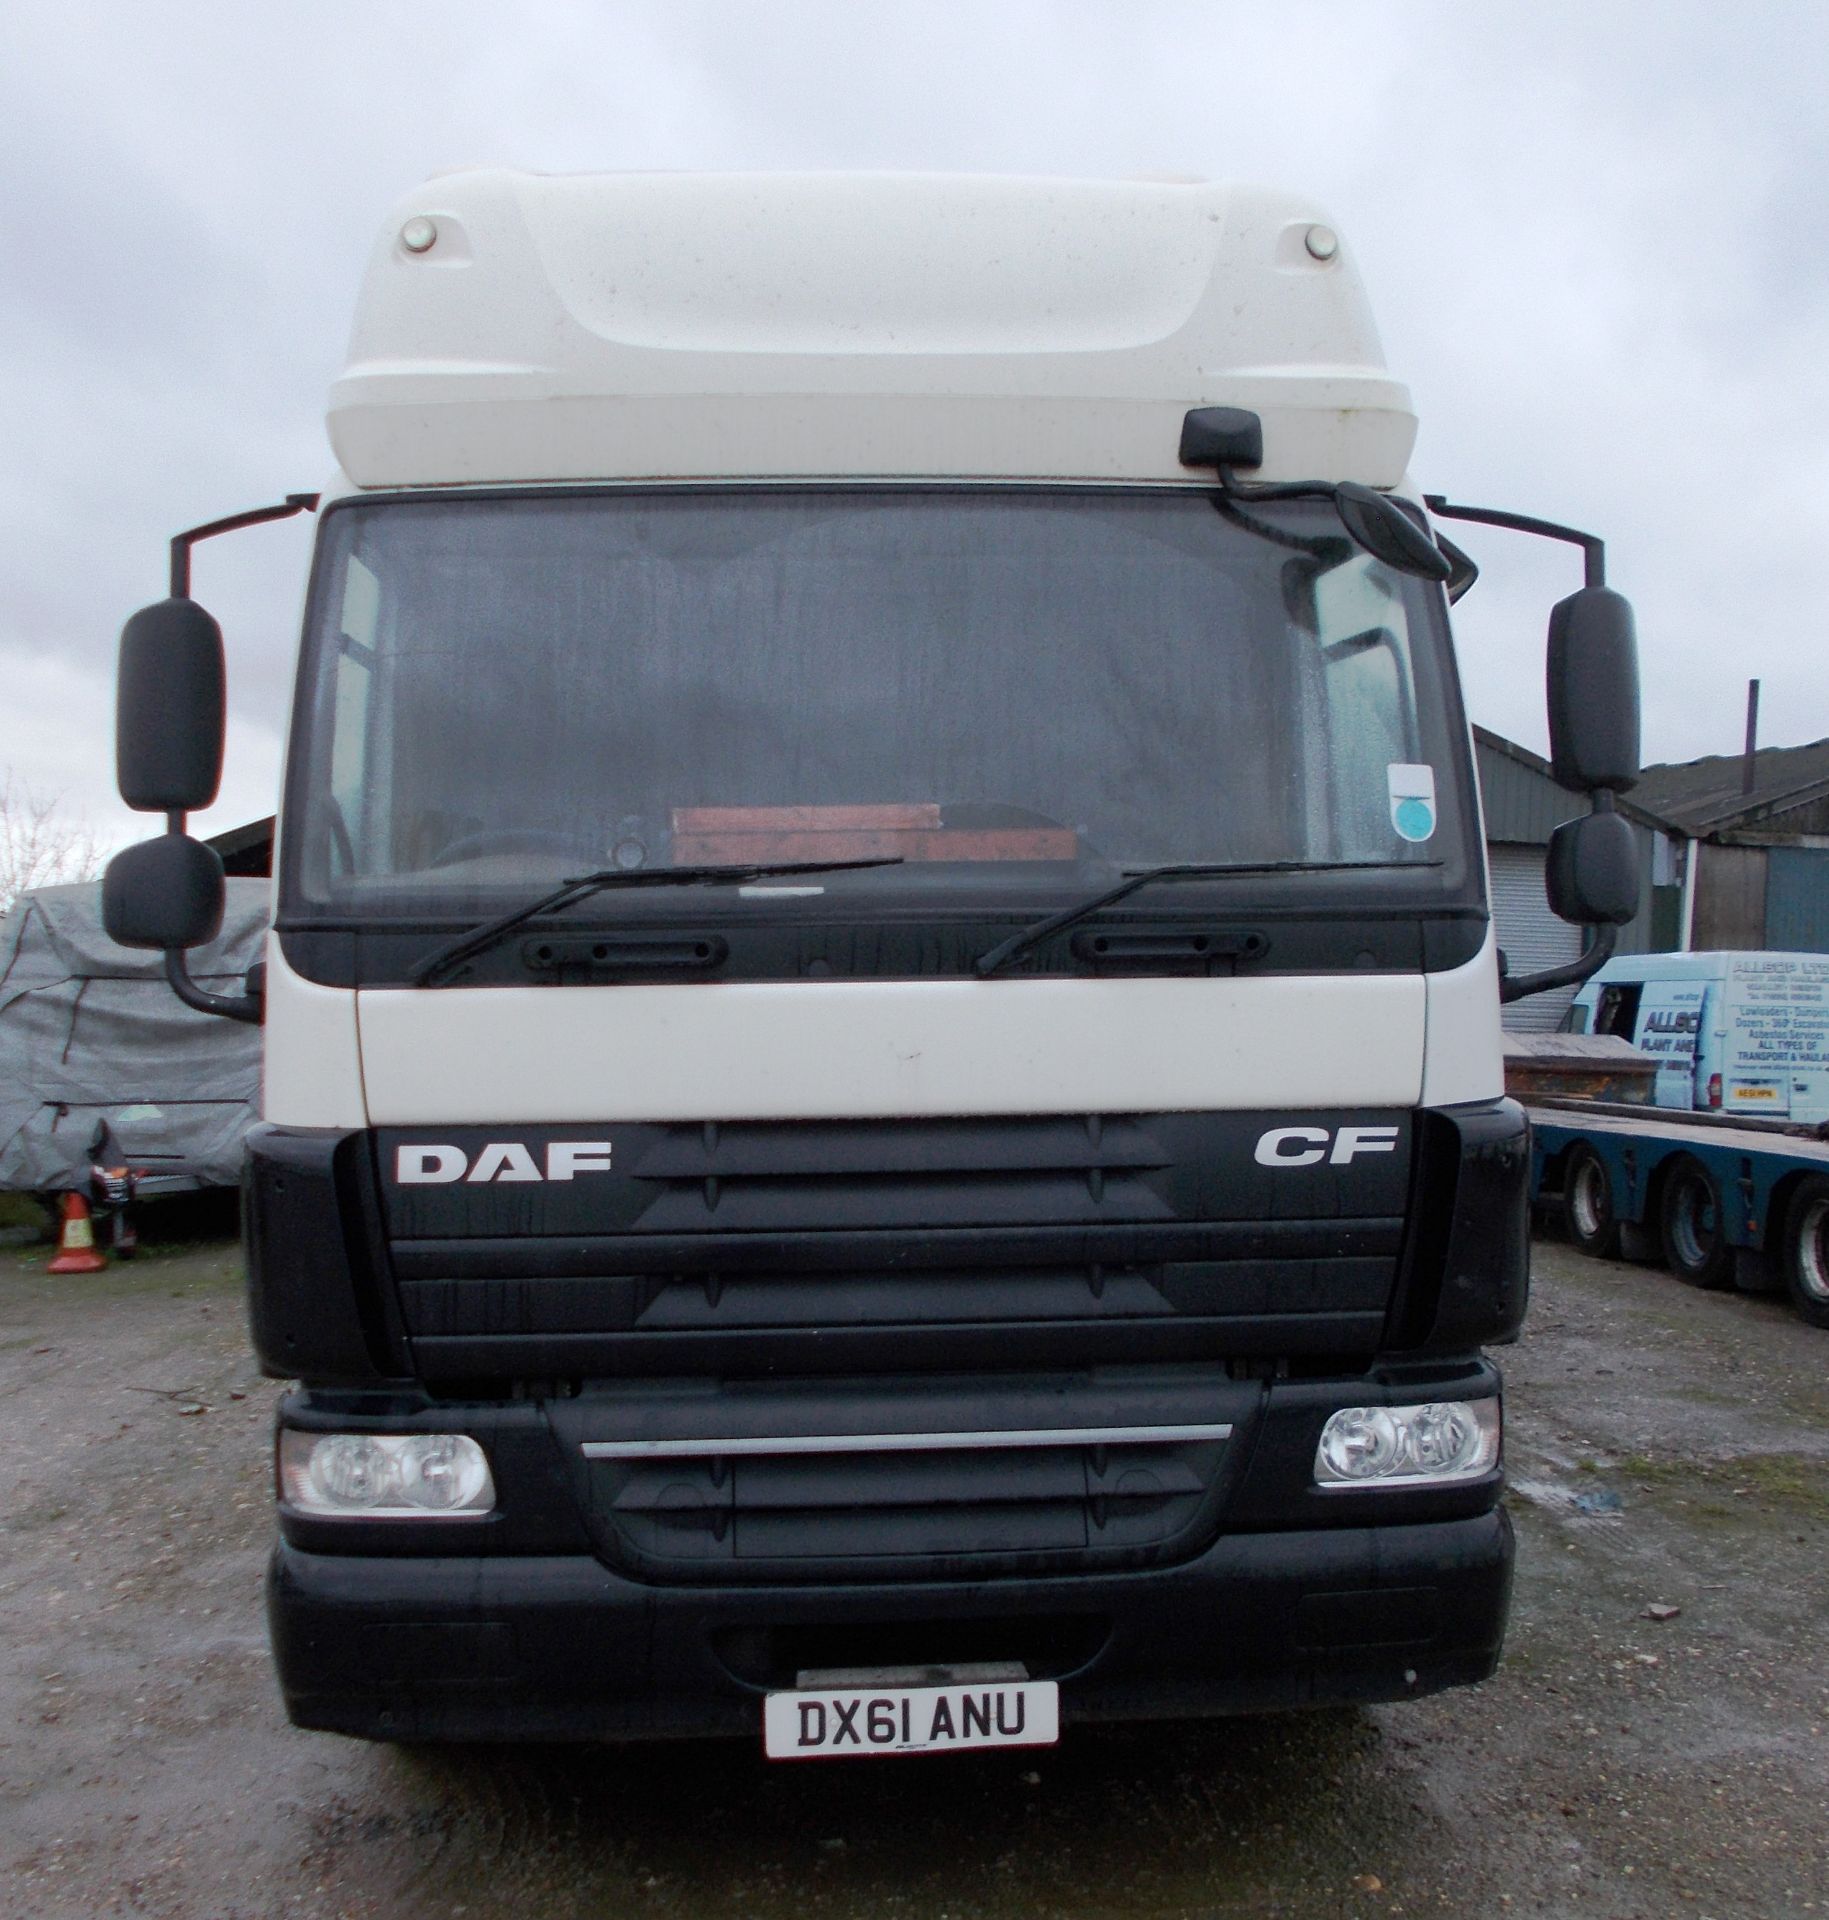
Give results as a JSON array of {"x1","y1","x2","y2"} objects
[{"x1": 0, "y1": 879, "x2": 266, "y2": 1194}]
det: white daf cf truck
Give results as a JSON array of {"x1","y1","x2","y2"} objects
[{"x1": 103, "y1": 172, "x2": 1644, "y2": 1755}]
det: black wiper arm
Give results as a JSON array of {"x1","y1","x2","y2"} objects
[
  {"x1": 972, "y1": 861, "x2": 1424, "y2": 978},
  {"x1": 411, "y1": 857, "x2": 905, "y2": 986}
]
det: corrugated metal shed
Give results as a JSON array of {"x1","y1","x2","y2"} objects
[
  {"x1": 1488, "y1": 845, "x2": 1582, "y2": 1032},
  {"x1": 1634, "y1": 739, "x2": 1829, "y2": 835},
  {"x1": 1765, "y1": 847, "x2": 1829, "y2": 953},
  {"x1": 205, "y1": 816, "x2": 274, "y2": 878},
  {"x1": 1636, "y1": 739, "x2": 1829, "y2": 952},
  {"x1": 1692, "y1": 843, "x2": 1767, "y2": 950},
  {"x1": 1473, "y1": 727, "x2": 1675, "y2": 968},
  {"x1": 1476, "y1": 732, "x2": 1585, "y2": 844}
]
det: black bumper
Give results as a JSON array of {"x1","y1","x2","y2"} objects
[{"x1": 269, "y1": 1506, "x2": 1512, "y2": 1743}]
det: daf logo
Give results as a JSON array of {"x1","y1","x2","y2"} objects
[
  {"x1": 1254, "y1": 1126, "x2": 1399, "y2": 1168},
  {"x1": 395, "y1": 1141, "x2": 613, "y2": 1184}
]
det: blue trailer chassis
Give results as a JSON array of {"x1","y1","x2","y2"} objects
[{"x1": 1528, "y1": 1101, "x2": 1829, "y2": 1327}]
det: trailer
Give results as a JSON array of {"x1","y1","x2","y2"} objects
[{"x1": 1530, "y1": 1098, "x2": 1829, "y2": 1328}]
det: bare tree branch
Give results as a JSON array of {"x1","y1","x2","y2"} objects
[{"x1": 0, "y1": 769, "x2": 105, "y2": 916}]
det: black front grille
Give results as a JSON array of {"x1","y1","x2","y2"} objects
[{"x1": 378, "y1": 1111, "x2": 1412, "y2": 1380}]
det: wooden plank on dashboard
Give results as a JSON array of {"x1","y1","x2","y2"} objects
[
  {"x1": 672, "y1": 805, "x2": 943, "y2": 833},
  {"x1": 671, "y1": 827, "x2": 1080, "y2": 864}
]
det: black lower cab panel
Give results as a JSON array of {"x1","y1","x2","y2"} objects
[
  {"x1": 268, "y1": 1507, "x2": 1512, "y2": 1743},
  {"x1": 248, "y1": 1099, "x2": 1529, "y2": 1743},
  {"x1": 270, "y1": 1355, "x2": 1509, "y2": 1739}
]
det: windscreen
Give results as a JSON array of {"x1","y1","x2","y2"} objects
[{"x1": 286, "y1": 488, "x2": 1474, "y2": 916}]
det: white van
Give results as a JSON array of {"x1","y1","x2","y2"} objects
[{"x1": 1564, "y1": 951, "x2": 1829, "y2": 1124}]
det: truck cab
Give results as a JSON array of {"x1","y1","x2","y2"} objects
[{"x1": 101, "y1": 173, "x2": 1642, "y2": 1750}]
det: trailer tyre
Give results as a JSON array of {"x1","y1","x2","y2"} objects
[
  {"x1": 1563, "y1": 1144, "x2": 1620, "y2": 1259},
  {"x1": 1781, "y1": 1175, "x2": 1829, "y2": 1329},
  {"x1": 1659, "y1": 1157, "x2": 1734, "y2": 1291}
]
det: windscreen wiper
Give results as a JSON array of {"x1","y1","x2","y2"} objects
[
  {"x1": 411, "y1": 857, "x2": 906, "y2": 986},
  {"x1": 972, "y1": 861, "x2": 1428, "y2": 978}
]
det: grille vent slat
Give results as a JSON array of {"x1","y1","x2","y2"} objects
[{"x1": 583, "y1": 1428, "x2": 1233, "y2": 1573}]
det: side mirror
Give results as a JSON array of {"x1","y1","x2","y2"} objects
[
  {"x1": 1547, "y1": 587, "x2": 1640, "y2": 793},
  {"x1": 117, "y1": 598, "x2": 226, "y2": 812},
  {"x1": 1545, "y1": 811, "x2": 1638, "y2": 927},
  {"x1": 102, "y1": 834, "x2": 226, "y2": 951},
  {"x1": 1333, "y1": 484, "x2": 1453, "y2": 583}
]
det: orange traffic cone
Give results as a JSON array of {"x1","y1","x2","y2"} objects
[{"x1": 48, "y1": 1192, "x2": 108, "y2": 1274}]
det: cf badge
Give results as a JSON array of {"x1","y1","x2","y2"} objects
[{"x1": 1254, "y1": 1126, "x2": 1399, "y2": 1168}]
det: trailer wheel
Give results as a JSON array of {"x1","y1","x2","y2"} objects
[
  {"x1": 1782, "y1": 1175, "x2": 1829, "y2": 1329},
  {"x1": 1563, "y1": 1144, "x2": 1620, "y2": 1259},
  {"x1": 1659, "y1": 1157, "x2": 1734, "y2": 1290}
]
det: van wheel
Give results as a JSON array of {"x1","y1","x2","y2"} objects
[
  {"x1": 1659, "y1": 1157, "x2": 1734, "y2": 1290},
  {"x1": 1782, "y1": 1175, "x2": 1829, "y2": 1329},
  {"x1": 1563, "y1": 1144, "x2": 1619, "y2": 1259}
]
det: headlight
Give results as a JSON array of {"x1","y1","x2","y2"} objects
[
  {"x1": 279, "y1": 1430, "x2": 495, "y2": 1517},
  {"x1": 1314, "y1": 1399, "x2": 1499, "y2": 1489}
]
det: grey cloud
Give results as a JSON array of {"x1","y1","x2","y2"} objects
[{"x1": 3, "y1": 0, "x2": 1827, "y2": 849}]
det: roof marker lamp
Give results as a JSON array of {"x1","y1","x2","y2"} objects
[
  {"x1": 280, "y1": 1431, "x2": 495, "y2": 1518},
  {"x1": 1314, "y1": 1400, "x2": 1499, "y2": 1490}
]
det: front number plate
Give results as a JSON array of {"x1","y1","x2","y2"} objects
[{"x1": 764, "y1": 1680, "x2": 1059, "y2": 1760}]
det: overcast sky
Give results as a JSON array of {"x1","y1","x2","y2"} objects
[{"x1": 4, "y1": 0, "x2": 1826, "y2": 855}]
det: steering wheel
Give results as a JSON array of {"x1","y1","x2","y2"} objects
[{"x1": 426, "y1": 828, "x2": 601, "y2": 871}]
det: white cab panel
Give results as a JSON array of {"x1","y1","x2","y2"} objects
[
  {"x1": 355, "y1": 975, "x2": 1425, "y2": 1125},
  {"x1": 263, "y1": 939, "x2": 368, "y2": 1127},
  {"x1": 1418, "y1": 930, "x2": 1505, "y2": 1109}
]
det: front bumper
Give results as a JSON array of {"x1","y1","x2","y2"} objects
[{"x1": 269, "y1": 1505, "x2": 1512, "y2": 1743}]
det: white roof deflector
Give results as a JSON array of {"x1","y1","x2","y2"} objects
[{"x1": 329, "y1": 171, "x2": 1417, "y2": 489}]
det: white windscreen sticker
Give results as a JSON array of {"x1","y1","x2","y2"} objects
[{"x1": 1387, "y1": 764, "x2": 1437, "y2": 843}]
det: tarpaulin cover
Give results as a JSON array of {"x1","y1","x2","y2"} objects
[{"x1": 0, "y1": 879, "x2": 267, "y2": 1193}]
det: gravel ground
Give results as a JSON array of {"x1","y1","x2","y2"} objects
[{"x1": 1, "y1": 1220, "x2": 1825, "y2": 1920}]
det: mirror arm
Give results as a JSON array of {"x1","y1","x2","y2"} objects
[
  {"x1": 1501, "y1": 787, "x2": 1624, "y2": 1004},
  {"x1": 170, "y1": 493, "x2": 319, "y2": 597},
  {"x1": 164, "y1": 950, "x2": 263, "y2": 1025},
  {"x1": 1423, "y1": 497, "x2": 1606, "y2": 590},
  {"x1": 1496, "y1": 917, "x2": 1612, "y2": 1006},
  {"x1": 1500, "y1": 920, "x2": 1620, "y2": 1006},
  {"x1": 151, "y1": 800, "x2": 261, "y2": 1022}
]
